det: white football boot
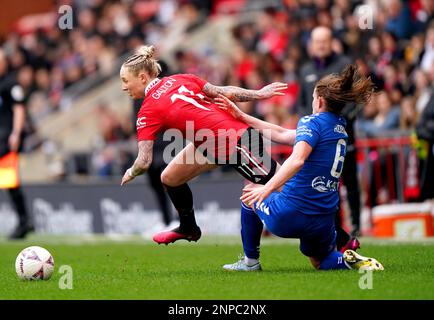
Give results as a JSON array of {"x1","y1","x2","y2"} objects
[
  {"x1": 343, "y1": 249, "x2": 384, "y2": 271},
  {"x1": 223, "y1": 255, "x2": 262, "y2": 271}
]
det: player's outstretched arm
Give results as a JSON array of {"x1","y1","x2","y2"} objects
[
  {"x1": 241, "y1": 141, "x2": 312, "y2": 207},
  {"x1": 203, "y1": 82, "x2": 287, "y2": 102},
  {"x1": 121, "y1": 140, "x2": 154, "y2": 185},
  {"x1": 215, "y1": 94, "x2": 295, "y2": 145}
]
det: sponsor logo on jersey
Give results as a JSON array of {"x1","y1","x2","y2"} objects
[
  {"x1": 136, "y1": 116, "x2": 146, "y2": 129},
  {"x1": 311, "y1": 176, "x2": 339, "y2": 193},
  {"x1": 333, "y1": 124, "x2": 346, "y2": 135},
  {"x1": 312, "y1": 176, "x2": 328, "y2": 192}
]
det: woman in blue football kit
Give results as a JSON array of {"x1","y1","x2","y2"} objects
[{"x1": 216, "y1": 65, "x2": 383, "y2": 271}]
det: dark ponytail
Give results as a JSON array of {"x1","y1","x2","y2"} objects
[{"x1": 316, "y1": 64, "x2": 375, "y2": 113}]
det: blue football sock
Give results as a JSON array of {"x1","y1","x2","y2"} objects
[
  {"x1": 241, "y1": 202, "x2": 263, "y2": 260},
  {"x1": 319, "y1": 251, "x2": 350, "y2": 270}
]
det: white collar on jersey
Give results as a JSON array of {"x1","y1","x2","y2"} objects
[{"x1": 144, "y1": 78, "x2": 161, "y2": 96}]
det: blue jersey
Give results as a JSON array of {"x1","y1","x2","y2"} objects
[{"x1": 280, "y1": 112, "x2": 348, "y2": 214}]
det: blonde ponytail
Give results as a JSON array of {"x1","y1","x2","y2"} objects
[
  {"x1": 123, "y1": 45, "x2": 162, "y2": 77},
  {"x1": 135, "y1": 45, "x2": 156, "y2": 60}
]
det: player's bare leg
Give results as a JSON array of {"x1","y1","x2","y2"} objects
[
  {"x1": 161, "y1": 143, "x2": 218, "y2": 187},
  {"x1": 154, "y1": 143, "x2": 218, "y2": 245}
]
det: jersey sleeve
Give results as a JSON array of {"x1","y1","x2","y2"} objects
[
  {"x1": 295, "y1": 116, "x2": 320, "y2": 148},
  {"x1": 136, "y1": 108, "x2": 163, "y2": 141},
  {"x1": 184, "y1": 74, "x2": 207, "y2": 89}
]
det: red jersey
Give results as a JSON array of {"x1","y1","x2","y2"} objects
[{"x1": 136, "y1": 74, "x2": 249, "y2": 160}]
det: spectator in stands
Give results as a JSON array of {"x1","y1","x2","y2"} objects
[
  {"x1": 412, "y1": 68, "x2": 432, "y2": 116},
  {"x1": 355, "y1": 58, "x2": 384, "y2": 91},
  {"x1": 27, "y1": 68, "x2": 53, "y2": 125},
  {"x1": 366, "y1": 36, "x2": 383, "y2": 71},
  {"x1": 356, "y1": 94, "x2": 378, "y2": 134},
  {"x1": 382, "y1": 64, "x2": 405, "y2": 103},
  {"x1": 400, "y1": 96, "x2": 418, "y2": 130},
  {"x1": 96, "y1": 103, "x2": 131, "y2": 144},
  {"x1": 420, "y1": 22, "x2": 434, "y2": 72},
  {"x1": 362, "y1": 91, "x2": 401, "y2": 137},
  {"x1": 298, "y1": 27, "x2": 351, "y2": 116},
  {"x1": 385, "y1": 0, "x2": 416, "y2": 39},
  {"x1": 92, "y1": 145, "x2": 116, "y2": 178},
  {"x1": 371, "y1": 91, "x2": 399, "y2": 132},
  {"x1": 404, "y1": 33, "x2": 425, "y2": 67},
  {"x1": 417, "y1": 0, "x2": 434, "y2": 29}
]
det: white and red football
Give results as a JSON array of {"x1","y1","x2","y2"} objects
[{"x1": 15, "y1": 246, "x2": 55, "y2": 280}]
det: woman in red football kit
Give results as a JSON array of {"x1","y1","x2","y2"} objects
[{"x1": 119, "y1": 45, "x2": 287, "y2": 244}]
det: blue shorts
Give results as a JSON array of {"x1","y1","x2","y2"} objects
[{"x1": 254, "y1": 192, "x2": 337, "y2": 259}]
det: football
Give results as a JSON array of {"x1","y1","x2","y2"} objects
[{"x1": 15, "y1": 246, "x2": 55, "y2": 281}]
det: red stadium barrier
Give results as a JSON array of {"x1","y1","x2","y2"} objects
[
  {"x1": 355, "y1": 135, "x2": 419, "y2": 207},
  {"x1": 270, "y1": 136, "x2": 418, "y2": 204}
]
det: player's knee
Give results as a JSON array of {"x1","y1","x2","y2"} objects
[
  {"x1": 160, "y1": 170, "x2": 181, "y2": 187},
  {"x1": 160, "y1": 170, "x2": 172, "y2": 186},
  {"x1": 309, "y1": 257, "x2": 321, "y2": 270}
]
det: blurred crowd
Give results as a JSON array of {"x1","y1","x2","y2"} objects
[
  {"x1": 1, "y1": 0, "x2": 434, "y2": 202},
  {"x1": 0, "y1": 0, "x2": 214, "y2": 178},
  {"x1": 179, "y1": 0, "x2": 434, "y2": 139},
  {"x1": 170, "y1": 0, "x2": 434, "y2": 205},
  {"x1": 0, "y1": 0, "x2": 214, "y2": 129}
]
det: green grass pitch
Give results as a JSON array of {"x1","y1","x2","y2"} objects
[{"x1": 1, "y1": 235, "x2": 433, "y2": 300}]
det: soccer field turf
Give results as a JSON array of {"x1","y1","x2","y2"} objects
[{"x1": 1, "y1": 235, "x2": 433, "y2": 300}]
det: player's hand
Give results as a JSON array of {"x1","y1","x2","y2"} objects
[
  {"x1": 257, "y1": 82, "x2": 288, "y2": 99},
  {"x1": 240, "y1": 183, "x2": 273, "y2": 208},
  {"x1": 121, "y1": 168, "x2": 135, "y2": 186},
  {"x1": 8, "y1": 132, "x2": 20, "y2": 152},
  {"x1": 214, "y1": 94, "x2": 244, "y2": 119}
]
